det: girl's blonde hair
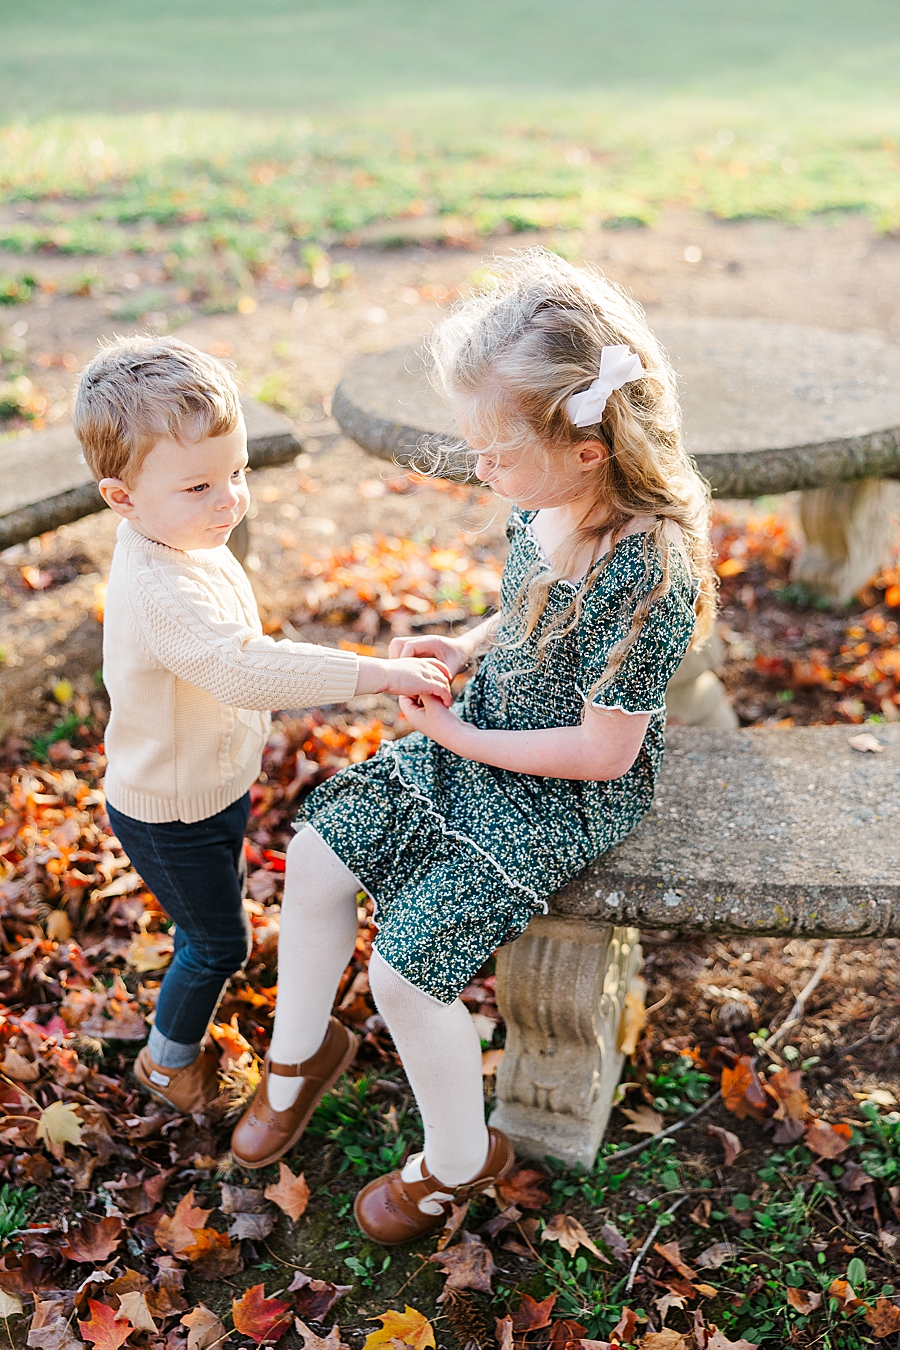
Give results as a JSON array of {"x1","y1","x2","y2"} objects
[{"x1": 426, "y1": 248, "x2": 716, "y2": 695}]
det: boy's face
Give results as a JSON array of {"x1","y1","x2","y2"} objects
[{"x1": 98, "y1": 421, "x2": 250, "y2": 552}]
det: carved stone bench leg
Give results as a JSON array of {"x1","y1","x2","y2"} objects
[
  {"x1": 491, "y1": 916, "x2": 643, "y2": 1169},
  {"x1": 792, "y1": 478, "x2": 900, "y2": 604}
]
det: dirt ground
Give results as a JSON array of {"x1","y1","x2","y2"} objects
[{"x1": 3, "y1": 208, "x2": 900, "y2": 736}]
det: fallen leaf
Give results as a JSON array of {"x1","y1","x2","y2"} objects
[
  {"x1": 154, "y1": 1189, "x2": 214, "y2": 1257},
  {"x1": 495, "y1": 1166, "x2": 551, "y2": 1211},
  {"x1": 541, "y1": 1215, "x2": 609, "y2": 1263},
  {"x1": 599, "y1": 1223, "x2": 630, "y2": 1265},
  {"x1": 548, "y1": 1318, "x2": 588, "y2": 1350},
  {"x1": 705, "y1": 1125, "x2": 742, "y2": 1166},
  {"x1": 765, "y1": 1068, "x2": 809, "y2": 1122},
  {"x1": 1, "y1": 1048, "x2": 40, "y2": 1082},
  {"x1": 785, "y1": 1288, "x2": 821, "y2": 1315},
  {"x1": 638, "y1": 1333, "x2": 687, "y2": 1350},
  {"x1": 26, "y1": 1298, "x2": 80, "y2": 1350},
  {"x1": 696, "y1": 1243, "x2": 738, "y2": 1271},
  {"x1": 0, "y1": 1290, "x2": 23, "y2": 1318},
  {"x1": 364, "y1": 1307, "x2": 436, "y2": 1350},
  {"x1": 620, "y1": 1104, "x2": 664, "y2": 1136},
  {"x1": 288, "y1": 1275, "x2": 351, "y2": 1322},
  {"x1": 79, "y1": 1300, "x2": 132, "y2": 1350},
  {"x1": 264, "y1": 1163, "x2": 310, "y2": 1223},
  {"x1": 510, "y1": 1294, "x2": 556, "y2": 1332},
  {"x1": 495, "y1": 1316, "x2": 513, "y2": 1350},
  {"x1": 653, "y1": 1291, "x2": 688, "y2": 1323},
  {"x1": 437, "y1": 1201, "x2": 469, "y2": 1251},
  {"x1": 181, "y1": 1305, "x2": 226, "y2": 1350},
  {"x1": 481, "y1": 1048, "x2": 504, "y2": 1077},
  {"x1": 611, "y1": 1308, "x2": 639, "y2": 1343},
  {"x1": 219, "y1": 1184, "x2": 267, "y2": 1215},
  {"x1": 0, "y1": 1254, "x2": 58, "y2": 1297},
  {"x1": 36, "y1": 1100, "x2": 83, "y2": 1149},
  {"x1": 805, "y1": 1120, "x2": 852, "y2": 1158},
  {"x1": 60, "y1": 1217, "x2": 123, "y2": 1263},
  {"x1": 232, "y1": 1285, "x2": 292, "y2": 1345},
  {"x1": 721, "y1": 1057, "x2": 769, "y2": 1121},
  {"x1": 705, "y1": 1333, "x2": 759, "y2": 1350},
  {"x1": 654, "y1": 1240, "x2": 699, "y2": 1282},
  {"x1": 295, "y1": 1321, "x2": 349, "y2": 1350},
  {"x1": 617, "y1": 979, "x2": 647, "y2": 1057},
  {"x1": 864, "y1": 1297, "x2": 900, "y2": 1336},
  {"x1": 125, "y1": 931, "x2": 173, "y2": 972},
  {"x1": 827, "y1": 1278, "x2": 865, "y2": 1311},
  {"x1": 116, "y1": 1292, "x2": 157, "y2": 1334},
  {"x1": 429, "y1": 1232, "x2": 495, "y2": 1298},
  {"x1": 228, "y1": 1212, "x2": 275, "y2": 1241},
  {"x1": 183, "y1": 1229, "x2": 243, "y2": 1278},
  {"x1": 848, "y1": 732, "x2": 884, "y2": 753}
]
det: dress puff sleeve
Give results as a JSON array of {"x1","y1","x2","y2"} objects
[{"x1": 576, "y1": 542, "x2": 697, "y2": 715}]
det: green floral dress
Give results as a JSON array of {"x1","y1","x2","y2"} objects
[{"x1": 298, "y1": 508, "x2": 697, "y2": 1003}]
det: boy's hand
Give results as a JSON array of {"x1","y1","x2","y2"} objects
[
  {"x1": 388, "y1": 633, "x2": 471, "y2": 679},
  {"x1": 355, "y1": 655, "x2": 452, "y2": 705}
]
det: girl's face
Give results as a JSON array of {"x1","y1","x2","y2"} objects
[{"x1": 462, "y1": 424, "x2": 607, "y2": 511}]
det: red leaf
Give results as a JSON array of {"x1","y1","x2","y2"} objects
[
  {"x1": 511, "y1": 1294, "x2": 556, "y2": 1332},
  {"x1": 548, "y1": 1318, "x2": 587, "y2": 1350},
  {"x1": 288, "y1": 1274, "x2": 352, "y2": 1322},
  {"x1": 232, "y1": 1284, "x2": 292, "y2": 1344},
  {"x1": 78, "y1": 1300, "x2": 132, "y2": 1350},
  {"x1": 495, "y1": 1166, "x2": 551, "y2": 1211}
]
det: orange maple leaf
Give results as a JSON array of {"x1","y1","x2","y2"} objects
[
  {"x1": 720, "y1": 1057, "x2": 770, "y2": 1121},
  {"x1": 264, "y1": 1162, "x2": 310, "y2": 1223},
  {"x1": 154, "y1": 1188, "x2": 213, "y2": 1257}
]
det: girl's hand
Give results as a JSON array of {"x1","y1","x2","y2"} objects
[
  {"x1": 398, "y1": 693, "x2": 470, "y2": 749},
  {"x1": 389, "y1": 633, "x2": 472, "y2": 679},
  {"x1": 356, "y1": 656, "x2": 452, "y2": 705}
]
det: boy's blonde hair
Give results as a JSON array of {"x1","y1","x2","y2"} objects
[
  {"x1": 426, "y1": 248, "x2": 716, "y2": 692},
  {"x1": 75, "y1": 335, "x2": 241, "y2": 484}
]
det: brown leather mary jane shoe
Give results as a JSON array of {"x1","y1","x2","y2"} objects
[
  {"x1": 230, "y1": 1016, "x2": 358, "y2": 1169},
  {"x1": 353, "y1": 1126, "x2": 515, "y2": 1245}
]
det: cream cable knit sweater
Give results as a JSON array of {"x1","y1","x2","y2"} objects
[{"x1": 103, "y1": 521, "x2": 359, "y2": 824}]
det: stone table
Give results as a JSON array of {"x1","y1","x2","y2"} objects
[
  {"x1": 334, "y1": 318, "x2": 900, "y2": 605},
  {"x1": 0, "y1": 398, "x2": 302, "y2": 562}
]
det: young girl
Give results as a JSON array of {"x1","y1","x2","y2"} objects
[{"x1": 231, "y1": 249, "x2": 716, "y2": 1242}]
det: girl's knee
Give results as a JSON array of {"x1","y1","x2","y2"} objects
[{"x1": 284, "y1": 824, "x2": 361, "y2": 903}]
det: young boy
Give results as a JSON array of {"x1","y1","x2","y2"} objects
[{"x1": 75, "y1": 336, "x2": 451, "y2": 1113}]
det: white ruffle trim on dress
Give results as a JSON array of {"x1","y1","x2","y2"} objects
[{"x1": 383, "y1": 744, "x2": 544, "y2": 910}]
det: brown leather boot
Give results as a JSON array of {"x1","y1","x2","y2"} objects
[
  {"x1": 230, "y1": 1017, "x2": 358, "y2": 1170},
  {"x1": 134, "y1": 1044, "x2": 221, "y2": 1113},
  {"x1": 353, "y1": 1127, "x2": 515, "y2": 1245}
]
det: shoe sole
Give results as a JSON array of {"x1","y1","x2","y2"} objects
[
  {"x1": 232, "y1": 1026, "x2": 359, "y2": 1171},
  {"x1": 353, "y1": 1129, "x2": 516, "y2": 1245}
]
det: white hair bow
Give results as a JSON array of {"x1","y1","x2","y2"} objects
[{"x1": 565, "y1": 345, "x2": 644, "y2": 428}]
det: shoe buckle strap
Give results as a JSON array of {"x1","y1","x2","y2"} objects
[{"x1": 269, "y1": 1061, "x2": 307, "y2": 1077}]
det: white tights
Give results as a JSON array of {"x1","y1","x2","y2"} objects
[{"x1": 267, "y1": 825, "x2": 490, "y2": 1186}]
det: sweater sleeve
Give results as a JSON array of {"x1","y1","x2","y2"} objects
[{"x1": 132, "y1": 562, "x2": 360, "y2": 711}]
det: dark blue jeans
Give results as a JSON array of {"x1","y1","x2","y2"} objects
[{"x1": 107, "y1": 794, "x2": 252, "y2": 1048}]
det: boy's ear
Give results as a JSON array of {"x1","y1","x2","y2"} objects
[{"x1": 98, "y1": 477, "x2": 136, "y2": 517}]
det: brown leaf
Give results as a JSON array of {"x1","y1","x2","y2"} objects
[
  {"x1": 638, "y1": 1333, "x2": 687, "y2": 1350},
  {"x1": 288, "y1": 1274, "x2": 351, "y2": 1322},
  {"x1": 495, "y1": 1166, "x2": 550, "y2": 1211},
  {"x1": 0, "y1": 1254, "x2": 59, "y2": 1297},
  {"x1": 864, "y1": 1297, "x2": 900, "y2": 1336},
  {"x1": 183, "y1": 1229, "x2": 243, "y2": 1278},
  {"x1": 689, "y1": 1198, "x2": 711, "y2": 1229},
  {"x1": 696, "y1": 1243, "x2": 738, "y2": 1271},
  {"x1": 620, "y1": 1104, "x2": 664, "y2": 1136},
  {"x1": 785, "y1": 1287, "x2": 821, "y2": 1315},
  {"x1": 219, "y1": 1184, "x2": 267, "y2": 1215},
  {"x1": 228, "y1": 1212, "x2": 275, "y2": 1242},
  {"x1": 653, "y1": 1291, "x2": 687, "y2": 1323},
  {"x1": 705, "y1": 1125, "x2": 742, "y2": 1166},
  {"x1": 181, "y1": 1305, "x2": 226, "y2": 1350},
  {"x1": 295, "y1": 1321, "x2": 349, "y2": 1350},
  {"x1": 429, "y1": 1232, "x2": 495, "y2": 1298},
  {"x1": 436, "y1": 1202, "x2": 469, "y2": 1251},
  {"x1": 264, "y1": 1163, "x2": 310, "y2": 1223},
  {"x1": 495, "y1": 1316, "x2": 513, "y2": 1350},
  {"x1": 232, "y1": 1285, "x2": 292, "y2": 1345},
  {"x1": 611, "y1": 1308, "x2": 639, "y2": 1343},
  {"x1": 653, "y1": 1240, "x2": 699, "y2": 1282},
  {"x1": 60, "y1": 1217, "x2": 123, "y2": 1263},
  {"x1": 541, "y1": 1215, "x2": 609, "y2": 1263},
  {"x1": 838, "y1": 1161, "x2": 874, "y2": 1193},
  {"x1": 617, "y1": 979, "x2": 647, "y2": 1057},
  {"x1": 154, "y1": 1189, "x2": 213, "y2": 1257},
  {"x1": 599, "y1": 1223, "x2": 630, "y2": 1265},
  {"x1": 548, "y1": 1318, "x2": 587, "y2": 1350},
  {"x1": 806, "y1": 1120, "x2": 852, "y2": 1158},
  {"x1": 27, "y1": 1297, "x2": 80, "y2": 1350},
  {"x1": 828, "y1": 1278, "x2": 865, "y2": 1311},
  {"x1": 705, "y1": 1333, "x2": 760, "y2": 1350},
  {"x1": 510, "y1": 1294, "x2": 556, "y2": 1332},
  {"x1": 765, "y1": 1068, "x2": 809, "y2": 1122},
  {"x1": 146, "y1": 1258, "x2": 187, "y2": 1320},
  {"x1": 480, "y1": 1204, "x2": 519, "y2": 1240},
  {"x1": 116, "y1": 1291, "x2": 158, "y2": 1334},
  {"x1": 721, "y1": 1057, "x2": 769, "y2": 1121}
]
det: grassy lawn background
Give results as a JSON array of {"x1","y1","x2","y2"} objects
[{"x1": 1, "y1": 0, "x2": 900, "y2": 288}]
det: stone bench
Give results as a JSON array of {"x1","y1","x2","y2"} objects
[
  {"x1": 490, "y1": 723, "x2": 900, "y2": 1167},
  {"x1": 0, "y1": 398, "x2": 302, "y2": 560}
]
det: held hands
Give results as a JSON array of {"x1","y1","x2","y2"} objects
[
  {"x1": 398, "y1": 693, "x2": 467, "y2": 749},
  {"x1": 355, "y1": 653, "x2": 453, "y2": 705},
  {"x1": 388, "y1": 633, "x2": 473, "y2": 679}
]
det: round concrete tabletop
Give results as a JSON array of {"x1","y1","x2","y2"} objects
[{"x1": 333, "y1": 318, "x2": 900, "y2": 497}]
